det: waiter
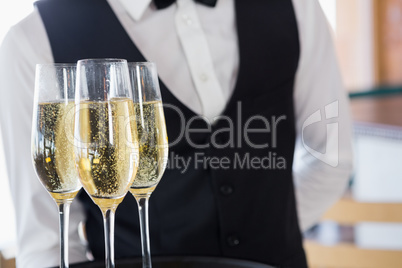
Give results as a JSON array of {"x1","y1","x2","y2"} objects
[{"x1": 0, "y1": 0, "x2": 353, "y2": 267}]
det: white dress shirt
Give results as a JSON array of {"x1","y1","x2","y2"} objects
[{"x1": 0, "y1": 0, "x2": 353, "y2": 267}]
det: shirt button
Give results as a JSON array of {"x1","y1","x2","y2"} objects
[
  {"x1": 220, "y1": 185, "x2": 234, "y2": 196},
  {"x1": 227, "y1": 235, "x2": 240, "y2": 247},
  {"x1": 182, "y1": 14, "x2": 193, "y2": 26},
  {"x1": 199, "y1": 73, "x2": 208, "y2": 82}
]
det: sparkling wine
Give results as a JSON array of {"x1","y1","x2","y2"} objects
[
  {"x1": 129, "y1": 101, "x2": 168, "y2": 196},
  {"x1": 75, "y1": 98, "x2": 138, "y2": 209},
  {"x1": 32, "y1": 101, "x2": 80, "y2": 200}
]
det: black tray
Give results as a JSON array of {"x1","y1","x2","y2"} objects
[{"x1": 69, "y1": 256, "x2": 276, "y2": 268}]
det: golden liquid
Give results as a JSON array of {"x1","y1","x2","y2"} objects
[
  {"x1": 91, "y1": 196, "x2": 125, "y2": 211},
  {"x1": 129, "y1": 186, "x2": 156, "y2": 197},
  {"x1": 75, "y1": 98, "x2": 138, "y2": 210},
  {"x1": 130, "y1": 101, "x2": 168, "y2": 196},
  {"x1": 50, "y1": 191, "x2": 79, "y2": 201},
  {"x1": 32, "y1": 102, "x2": 81, "y2": 201}
]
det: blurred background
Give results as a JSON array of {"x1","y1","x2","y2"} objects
[
  {"x1": 304, "y1": 1, "x2": 402, "y2": 268},
  {"x1": 0, "y1": 0, "x2": 401, "y2": 267}
]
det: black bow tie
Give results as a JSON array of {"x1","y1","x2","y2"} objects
[{"x1": 154, "y1": 0, "x2": 217, "y2": 9}]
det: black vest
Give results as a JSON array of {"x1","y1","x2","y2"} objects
[{"x1": 36, "y1": 1, "x2": 306, "y2": 267}]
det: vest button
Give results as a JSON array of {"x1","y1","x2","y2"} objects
[
  {"x1": 227, "y1": 235, "x2": 240, "y2": 247},
  {"x1": 220, "y1": 185, "x2": 234, "y2": 196},
  {"x1": 214, "y1": 135, "x2": 227, "y2": 146}
]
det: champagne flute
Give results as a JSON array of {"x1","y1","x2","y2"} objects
[
  {"x1": 74, "y1": 59, "x2": 139, "y2": 268},
  {"x1": 128, "y1": 62, "x2": 168, "y2": 268},
  {"x1": 31, "y1": 63, "x2": 81, "y2": 268}
]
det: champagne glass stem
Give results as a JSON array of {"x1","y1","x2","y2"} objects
[
  {"x1": 136, "y1": 196, "x2": 152, "y2": 268},
  {"x1": 57, "y1": 201, "x2": 72, "y2": 268},
  {"x1": 102, "y1": 209, "x2": 116, "y2": 268}
]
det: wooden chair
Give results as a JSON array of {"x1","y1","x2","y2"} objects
[
  {"x1": 304, "y1": 197, "x2": 402, "y2": 268},
  {"x1": 0, "y1": 248, "x2": 15, "y2": 268}
]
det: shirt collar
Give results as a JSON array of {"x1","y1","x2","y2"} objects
[{"x1": 117, "y1": 0, "x2": 152, "y2": 21}]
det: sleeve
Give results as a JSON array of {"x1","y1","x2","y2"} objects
[
  {"x1": 291, "y1": 0, "x2": 354, "y2": 231},
  {"x1": 0, "y1": 10, "x2": 89, "y2": 268}
]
